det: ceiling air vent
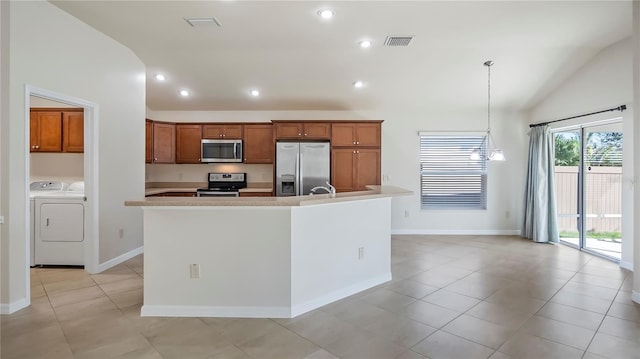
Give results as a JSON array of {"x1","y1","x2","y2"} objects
[
  {"x1": 384, "y1": 36, "x2": 414, "y2": 47},
  {"x1": 184, "y1": 17, "x2": 222, "y2": 28}
]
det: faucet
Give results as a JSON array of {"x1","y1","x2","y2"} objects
[{"x1": 310, "y1": 182, "x2": 336, "y2": 196}]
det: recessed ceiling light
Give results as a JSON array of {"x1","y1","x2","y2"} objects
[
  {"x1": 250, "y1": 89, "x2": 260, "y2": 97},
  {"x1": 359, "y1": 40, "x2": 372, "y2": 48},
  {"x1": 179, "y1": 90, "x2": 190, "y2": 97},
  {"x1": 353, "y1": 81, "x2": 364, "y2": 88},
  {"x1": 318, "y1": 9, "x2": 335, "y2": 19},
  {"x1": 155, "y1": 74, "x2": 166, "y2": 81}
]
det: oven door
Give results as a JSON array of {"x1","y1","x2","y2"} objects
[
  {"x1": 201, "y1": 139, "x2": 243, "y2": 163},
  {"x1": 196, "y1": 190, "x2": 240, "y2": 197}
]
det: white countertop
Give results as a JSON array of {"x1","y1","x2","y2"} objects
[{"x1": 128, "y1": 186, "x2": 411, "y2": 207}]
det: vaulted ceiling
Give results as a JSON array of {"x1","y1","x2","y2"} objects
[{"x1": 51, "y1": 1, "x2": 632, "y2": 112}]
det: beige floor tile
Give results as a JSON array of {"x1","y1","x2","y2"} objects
[
  {"x1": 323, "y1": 327, "x2": 406, "y2": 359},
  {"x1": 489, "y1": 351, "x2": 514, "y2": 359},
  {"x1": 582, "y1": 351, "x2": 610, "y2": 359},
  {"x1": 395, "y1": 350, "x2": 429, "y2": 359},
  {"x1": 412, "y1": 330, "x2": 494, "y2": 359},
  {"x1": 36, "y1": 267, "x2": 91, "y2": 284},
  {"x1": 425, "y1": 264, "x2": 474, "y2": 279},
  {"x1": 42, "y1": 276, "x2": 97, "y2": 295},
  {"x1": 498, "y1": 331, "x2": 584, "y2": 359},
  {"x1": 385, "y1": 279, "x2": 439, "y2": 299},
  {"x1": 550, "y1": 289, "x2": 613, "y2": 314},
  {"x1": 146, "y1": 318, "x2": 234, "y2": 359},
  {"x1": 536, "y1": 302, "x2": 604, "y2": 330},
  {"x1": 30, "y1": 282, "x2": 47, "y2": 298},
  {"x1": 327, "y1": 298, "x2": 390, "y2": 328},
  {"x1": 363, "y1": 311, "x2": 436, "y2": 348},
  {"x1": 91, "y1": 266, "x2": 140, "y2": 285},
  {"x1": 360, "y1": 287, "x2": 417, "y2": 311},
  {"x1": 607, "y1": 301, "x2": 640, "y2": 322},
  {"x1": 1, "y1": 322, "x2": 73, "y2": 359},
  {"x1": 111, "y1": 346, "x2": 164, "y2": 359},
  {"x1": 400, "y1": 300, "x2": 461, "y2": 328},
  {"x1": 563, "y1": 281, "x2": 619, "y2": 301},
  {"x1": 465, "y1": 301, "x2": 534, "y2": 331},
  {"x1": 303, "y1": 349, "x2": 340, "y2": 359},
  {"x1": 208, "y1": 345, "x2": 252, "y2": 359},
  {"x1": 520, "y1": 315, "x2": 595, "y2": 350},
  {"x1": 1, "y1": 305, "x2": 58, "y2": 338},
  {"x1": 587, "y1": 332, "x2": 640, "y2": 359},
  {"x1": 410, "y1": 271, "x2": 460, "y2": 288},
  {"x1": 99, "y1": 276, "x2": 143, "y2": 295},
  {"x1": 108, "y1": 287, "x2": 143, "y2": 309},
  {"x1": 53, "y1": 296, "x2": 119, "y2": 322},
  {"x1": 48, "y1": 285, "x2": 105, "y2": 308},
  {"x1": 72, "y1": 333, "x2": 153, "y2": 359},
  {"x1": 484, "y1": 290, "x2": 546, "y2": 315},
  {"x1": 442, "y1": 314, "x2": 514, "y2": 349},
  {"x1": 286, "y1": 310, "x2": 359, "y2": 347},
  {"x1": 205, "y1": 318, "x2": 283, "y2": 345},
  {"x1": 423, "y1": 289, "x2": 481, "y2": 312},
  {"x1": 237, "y1": 326, "x2": 319, "y2": 359},
  {"x1": 571, "y1": 272, "x2": 624, "y2": 290},
  {"x1": 598, "y1": 315, "x2": 640, "y2": 341}
]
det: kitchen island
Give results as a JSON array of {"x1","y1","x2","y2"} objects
[{"x1": 125, "y1": 186, "x2": 410, "y2": 318}]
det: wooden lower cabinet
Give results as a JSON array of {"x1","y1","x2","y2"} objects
[
  {"x1": 239, "y1": 192, "x2": 273, "y2": 197},
  {"x1": 331, "y1": 148, "x2": 380, "y2": 192}
]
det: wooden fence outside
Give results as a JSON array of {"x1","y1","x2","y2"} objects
[{"x1": 554, "y1": 166, "x2": 622, "y2": 234}]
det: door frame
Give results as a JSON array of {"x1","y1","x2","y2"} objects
[{"x1": 24, "y1": 85, "x2": 99, "y2": 303}]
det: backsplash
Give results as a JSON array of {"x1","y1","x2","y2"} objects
[{"x1": 145, "y1": 163, "x2": 273, "y2": 184}]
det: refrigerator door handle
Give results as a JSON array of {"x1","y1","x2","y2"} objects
[{"x1": 298, "y1": 151, "x2": 304, "y2": 196}]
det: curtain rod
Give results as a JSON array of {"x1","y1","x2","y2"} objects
[{"x1": 529, "y1": 105, "x2": 627, "y2": 128}]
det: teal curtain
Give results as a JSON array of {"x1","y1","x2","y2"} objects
[{"x1": 522, "y1": 125, "x2": 559, "y2": 243}]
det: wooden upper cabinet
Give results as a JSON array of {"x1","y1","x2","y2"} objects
[
  {"x1": 202, "y1": 124, "x2": 243, "y2": 139},
  {"x1": 274, "y1": 122, "x2": 330, "y2": 140},
  {"x1": 30, "y1": 111, "x2": 63, "y2": 152},
  {"x1": 145, "y1": 120, "x2": 153, "y2": 163},
  {"x1": 331, "y1": 148, "x2": 381, "y2": 193},
  {"x1": 152, "y1": 122, "x2": 175, "y2": 163},
  {"x1": 331, "y1": 122, "x2": 381, "y2": 147},
  {"x1": 62, "y1": 112, "x2": 84, "y2": 153},
  {"x1": 243, "y1": 124, "x2": 274, "y2": 164},
  {"x1": 176, "y1": 124, "x2": 202, "y2": 163}
]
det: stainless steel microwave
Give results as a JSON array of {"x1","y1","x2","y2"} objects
[{"x1": 201, "y1": 139, "x2": 243, "y2": 163}]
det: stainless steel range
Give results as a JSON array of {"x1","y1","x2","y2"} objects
[{"x1": 196, "y1": 173, "x2": 247, "y2": 197}]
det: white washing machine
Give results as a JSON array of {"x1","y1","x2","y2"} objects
[{"x1": 30, "y1": 181, "x2": 85, "y2": 266}]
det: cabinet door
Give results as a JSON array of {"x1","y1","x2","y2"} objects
[
  {"x1": 145, "y1": 120, "x2": 153, "y2": 163},
  {"x1": 31, "y1": 111, "x2": 62, "y2": 152},
  {"x1": 152, "y1": 122, "x2": 175, "y2": 163},
  {"x1": 355, "y1": 149, "x2": 381, "y2": 190},
  {"x1": 176, "y1": 124, "x2": 202, "y2": 163},
  {"x1": 63, "y1": 112, "x2": 84, "y2": 153},
  {"x1": 331, "y1": 123, "x2": 357, "y2": 146},
  {"x1": 243, "y1": 124, "x2": 274, "y2": 164},
  {"x1": 303, "y1": 123, "x2": 331, "y2": 139},
  {"x1": 222, "y1": 125, "x2": 243, "y2": 139},
  {"x1": 202, "y1": 125, "x2": 224, "y2": 139},
  {"x1": 331, "y1": 149, "x2": 356, "y2": 192},
  {"x1": 355, "y1": 123, "x2": 381, "y2": 147},
  {"x1": 274, "y1": 123, "x2": 303, "y2": 139}
]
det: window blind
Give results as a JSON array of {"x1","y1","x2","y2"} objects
[{"x1": 420, "y1": 135, "x2": 487, "y2": 209}]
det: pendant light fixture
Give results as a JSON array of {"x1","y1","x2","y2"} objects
[{"x1": 471, "y1": 60, "x2": 505, "y2": 161}]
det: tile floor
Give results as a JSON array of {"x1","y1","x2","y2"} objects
[{"x1": 2, "y1": 235, "x2": 640, "y2": 359}]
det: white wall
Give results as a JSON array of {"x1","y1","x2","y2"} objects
[
  {"x1": 530, "y1": 37, "x2": 634, "y2": 268},
  {"x1": 148, "y1": 107, "x2": 527, "y2": 234},
  {"x1": 0, "y1": 0, "x2": 9, "y2": 309},
  {"x1": 1, "y1": 1, "x2": 145, "y2": 311}
]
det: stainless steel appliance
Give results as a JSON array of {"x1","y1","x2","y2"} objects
[
  {"x1": 276, "y1": 141, "x2": 330, "y2": 196},
  {"x1": 196, "y1": 173, "x2": 247, "y2": 197},
  {"x1": 201, "y1": 139, "x2": 243, "y2": 163}
]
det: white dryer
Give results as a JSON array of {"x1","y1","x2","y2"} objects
[{"x1": 31, "y1": 181, "x2": 85, "y2": 266}]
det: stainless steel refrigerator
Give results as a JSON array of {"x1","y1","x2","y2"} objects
[{"x1": 275, "y1": 141, "x2": 330, "y2": 196}]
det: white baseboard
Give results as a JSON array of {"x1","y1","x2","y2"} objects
[
  {"x1": 141, "y1": 305, "x2": 291, "y2": 318},
  {"x1": 291, "y1": 273, "x2": 392, "y2": 317},
  {"x1": 96, "y1": 246, "x2": 143, "y2": 273},
  {"x1": 620, "y1": 260, "x2": 633, "y2": 271},
  {"x1": 391, "y1": 229, "x2": 521, "y2": 236},
  {"x1": 632, "y1": 290, "x2": 640, "y2": 304},
  {"x1": 0, "y1": 298, "x2": 29, "y2": 315}
]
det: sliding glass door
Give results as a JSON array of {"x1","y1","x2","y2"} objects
[{"x1": 553, "y1": 121, "x2": 623, "y2": 261}]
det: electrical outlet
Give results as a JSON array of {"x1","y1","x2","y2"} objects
[
  {"x1": 189, "y1": 264, "x2": 200, "y2": 279},
  {"x1": 118, "y1": 228, "x2": 124, "y2": 239},
  {"x1": 0, "y1": 216, "x2": 4, "y2": 224},
  {"x1": 358, "y1": 247, "x2": 365, "y2": 260},
  {"x1": 383, "y1": 174, "x2": 390, "y2": 182}
]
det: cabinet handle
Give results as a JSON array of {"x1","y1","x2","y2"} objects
[
  {"x1": 304, "y1": 133, "x2": 308, "y2": 136},
  {"x1": 353, "y1": 150, "x2": 356, "y2": 154},
  {"x1": 357, "y1": 150, "x2": 360, "y2": 154},
  {"x1": 46, "y1": 218, "x2": 50, "y2": 227},
  {"x1": 356, "y1": 141, "x2": 360, "y2": 145},
  {"x1": 154, "y1": 157, "x2": 158, "y2": 161},
  {"x1": 35, "y1": 145, "x2": 40, "y2": 149},
  {"x1": 353, "y1": 141, "x2": 356, "y2": 145},
  {"x1": 298, "y1": 133, "x2": 301, "y2": 136}
]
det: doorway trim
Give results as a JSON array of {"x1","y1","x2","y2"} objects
[{"x1": 24, "y1": 85, "x2": 99, "y2": 303}]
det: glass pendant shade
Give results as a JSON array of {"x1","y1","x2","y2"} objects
[{"x1": 470, "y1": 60, "x2": 505, "y2": 162}]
